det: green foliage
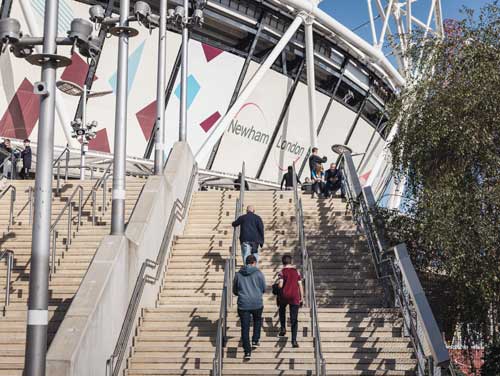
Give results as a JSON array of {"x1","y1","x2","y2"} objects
[
  {"x1": 481, "y1": 339, "x2": 500, "y2": 375},
  {"x1": 384, "y1": 3, "x2": 500, "y2": 347}
]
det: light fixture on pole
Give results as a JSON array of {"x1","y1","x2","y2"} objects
[
  {"x1": 0, "y1": 6, "x2": 101, "y2": 376},
  {"x1": 56, "y1": 80, "x2": 111, "y2": 180}
]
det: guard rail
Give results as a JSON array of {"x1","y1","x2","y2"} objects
[
  {"x1": 338, "y1": 150, "x2": 451, "y2": 376},
  {"x1": 105, "y1": 163, "x2": 198, "y2": 376}
]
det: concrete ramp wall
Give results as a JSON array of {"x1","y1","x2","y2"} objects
[{"x1": 46, "y1": 142, "x2": 198, "y2": 375}]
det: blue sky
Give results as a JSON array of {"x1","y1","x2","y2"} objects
[{"x1": 319, "y1": 0, "x2": 492, "y2": 44}]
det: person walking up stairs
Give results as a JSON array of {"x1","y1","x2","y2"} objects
[{"x1": 223, "y1": 191, "x2": 316, "y2": 375}]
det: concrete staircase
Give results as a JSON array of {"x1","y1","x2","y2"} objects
[
  {"x1": 303, "y1": 195, "x2": 417, "y2": 375},
  {"x1": 125, "y1": 190, "x2": 316, "y2": 375},
  {"x1": 0, "y1": 177, "x2": 146, "y2": 375}
]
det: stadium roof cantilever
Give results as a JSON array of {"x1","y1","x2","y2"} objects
[{"x1": 269, "y1": 0, "x2": 406, "y2": 90}]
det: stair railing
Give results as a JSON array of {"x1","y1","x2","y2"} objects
[
  {"x1": 0, "y1": 185, "x2": 16, "y2": 232},
  {"x1": 49, "y1": 185, "x2": 83, "y2": 276},
  {"x1": 53, "y1": 147, "x2": 70, "y2": 195},
  {"x1": 212, "y1": 162, "x2": 244, "y2": 376},
  {"x1": 338, "y1": 150, "x2": 451, "y2": 376},
  {"x1": 106, "y1": 163, "x2": 198, "y2": 376},
  {"x1": 0, "y1": 249, "x2": 14, "y2": 312},
  {"x1": 89, "y1": 161, "x2": 113, "y2": 225},
  {"x1": 292, "y1": 164, "x2": 326, "y2": 376}
]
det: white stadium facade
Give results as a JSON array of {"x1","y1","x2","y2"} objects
[
  {"x1": 0, "y1": 0, "x2": 454, "y2": 375},
  {"x1": 0, "y1": 0, "x2": 444, "y2": 198}
]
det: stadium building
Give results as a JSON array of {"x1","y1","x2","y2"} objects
[{"x1": 0, "y1": 0, "x2": 455, "y2": 375}]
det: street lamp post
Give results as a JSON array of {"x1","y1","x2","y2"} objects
[
  {"x1": 56, "y1": 80, "x2": 111, "y2": 180},
  {"x1": 0, "y1": 7, "x2": 100, "y2": 376}
]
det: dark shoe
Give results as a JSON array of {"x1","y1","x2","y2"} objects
[
  {"x1": 278, "y1": 328, "x2": 286, "y2": 337},
  {"x1": 244, "y1": 352, "x2": 251, "y2": 360},
  {"x1": 292, "y1": 341, "x2": 299, "y2": 348},
  {"x1": 252, "y1": 341, "x2": 260, "y2": 348}
]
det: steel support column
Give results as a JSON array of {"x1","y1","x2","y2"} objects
[
  {"x1": 297, "y1": 58, "x2": 348, "y2": 178},
  {"x1": 255, "y1": 58, "x2": 304, "y2": 179},
  {"x1": 144, "y1": 46, "x2": 182, "y2": 159},
  {"x1": 195, "y1": 14, "x2": 304, "y2": 162},
  {"x1": 356, "y1": 113, "x2": 385, "y2": 171},
  {"x1": 343, "y1": 84, "x2": 372, "y2": 147},
  {"x1": 25, "y1": 0, "x2": 59, "y2": 374},
  {"x1": 153, "y1": 0, "x2": 168, "y2": 174},
  {"x1": 110, "y1": 0, "x2": 130, "y2": 235},
  {"x1": 74, "y1": 0, "x2": 115, "y2": 122},
  {"x1": 179, "y1": 0, "x2": 189, "y2": 142},
  {"x1": 205, "y1": 16, "x2": 265, "y2": 169},
  {"x1": 304, "y1": 19, "x2": 318, "y2": 149}
]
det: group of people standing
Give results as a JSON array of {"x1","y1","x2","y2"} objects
[
  {"x1": 280, "y1": 147, "x2": 345, "y2": 198},
  {"x1": 232, "y1": 206, "x2": 303, "y2": 360},
  {"x1": 0, "y1": 138, "x2": 32, "y2": 179}
]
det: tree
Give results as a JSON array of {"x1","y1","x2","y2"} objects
[{"x1": 383, "y1": 1, "x2": 500, "y2": 355}]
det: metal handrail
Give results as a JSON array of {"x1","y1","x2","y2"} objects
[
  {"x1": 106, "y1": 163, "x2": 198, "y2": 376},
  {"x1": 212, "y1": 162, "x2": 244, "y2": 376},
  {"x1": 49, "y1": 185, "x2": 83, "y2": 276},
  {"x1": 291, "y1": 164, "x2": 326, "y2": 376},
  {"x1": 338, "y1": 151, "x2": 450, "y2": 376},
  {"x1": 0, "y1": 185, "x2": 16, "y2": 232},
  {"x1": 90, "y1": 161, "x2": 113, "y2": 225},
  {"x1": 53, "y1": 147, "x2": 70, "y2": 194},
  {"x1": 0, "y1": 249, "x2": 14, "y2": 312},
  {"x1": 0, "y1": 153, "x2": 16, "y2": 180}
]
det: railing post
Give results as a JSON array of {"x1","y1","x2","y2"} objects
[
  {"x1": 28, "y1": 187, "x2": 33, "y2": 225},
  {"x1": 5, "y1": 251, "x2": 13, "y2": 307},
  {"x1": 65, "y1": 148, "x2": 69, "y2": 182},
  {"x1": 92, "y1": 190, "x2": 96, "y2": 225},
  {"x1": 56, "y1": 161, "x2": 61, "y2": 195},
  {"x1": 67, "y1": 205, "x2": 72, "y2": 248},
  {"x1": 51, "y1": 231, "x2": 57, "y2": 276},
  {"x1": 77, "y1": 188, "x2": 82, "y2": 231}
]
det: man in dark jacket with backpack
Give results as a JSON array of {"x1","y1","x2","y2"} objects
[
  {"x1": 233, "y1": 255, "x2": 266, "y2": 360},
  {"x1": 232, "y1": 205, "x2": 264, "y2": 264}
]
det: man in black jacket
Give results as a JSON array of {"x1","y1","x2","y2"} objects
[
  {"x1": 325, "y1": 163, "x2": 345, "y2": 198},
  {"x1": 308, "y1": 147, "x2": 327, "y2": 178},
  {"x1": 20, "y1": 139, "x2": 32, "y2": 179},
  {"x1": 232, "y1": 205, "x2": 264, "y2": 264}
]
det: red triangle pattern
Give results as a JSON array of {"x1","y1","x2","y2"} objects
[
  {"x1": 202, "y1": 43, "x2": 223, "y2": 62},
  {"x1": 136, "y1": 100, "x2": 157, "y2": 141},
  {"x1": 200, "y1": 111, "x2": 221, "y2": 133},
  {"x1": 88, "y1": 128, "x2": 110, "y2": 153},
  {"x1": 0, "y1": 78, "x2": 39, "y2": 139},
  {"x1": 60, "y1": 53, "x2": 98, "y2": 87}
]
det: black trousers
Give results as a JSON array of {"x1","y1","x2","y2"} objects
[
  {"x1": 279, "y1": 303, "x2": 299, "y2": 342},
  {"x1": 238, "y1": 307, "x2": 263, "y2": 354},
  {"x1": 20, "y1": 167, "x2": 30, "y2": 179}
]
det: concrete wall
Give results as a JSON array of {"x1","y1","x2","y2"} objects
[{"x1": 46, "y1": 142, "x2": 197, "y2": 375}]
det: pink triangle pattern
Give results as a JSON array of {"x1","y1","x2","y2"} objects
[
  {"x1": 60, "y1": 53, "x2": 98, "y2": 87},
  {"x1": 200, "y1": 111, "x2": 221, "y2": 133},
  {"x1": 88, "y1": 128, "x2": 110, "y2": 153},
  {"x1": 0, "y1": 78, "x2": 39, "y2": 139},
  {"x1": 136, "y1": 100, "x2": 157, "y2": 141},
  {"x1": 202, "y1": 43, "x2": 223, "y2": 62},
  {"x1": 359, "y1": 170, "x2": 371, "y2": 186}
]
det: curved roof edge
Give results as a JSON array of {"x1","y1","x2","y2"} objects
[{"x1": 271, "y1": 0, "x2": 405, "y2": 90}]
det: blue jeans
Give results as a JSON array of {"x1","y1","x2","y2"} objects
[
  {"x1": 238, "y1": 307, "x2": 263, "y2": 354},
  {"x1": 241, "y1": 242, "x2": 259, "y2": 265}
]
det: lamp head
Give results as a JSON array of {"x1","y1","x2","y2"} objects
[
  {"x1": 0, "y1": 18, "x2": 21, "y2": 44},
  {"x1": 89, "y1": 5, "x2": 105, "y2": 23}
]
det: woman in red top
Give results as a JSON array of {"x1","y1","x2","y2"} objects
[{"x1": 277, "y1": 254, "x2": 304, "y2": 347}]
